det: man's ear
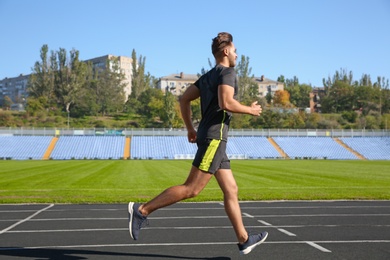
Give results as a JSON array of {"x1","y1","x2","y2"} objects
[{"x1": 223, "y1": 48, "x2": 229, "y2": 56}]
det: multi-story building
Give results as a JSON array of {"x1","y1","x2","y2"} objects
[
  {"x1": 0, "y1": 74, "x2": 29, "y2": 108},
  {"x1": 157, "y1": 73, "x2": 284, "y2": 98},
  {"x1": 0, "y1": 55, "x2": 134, "y2": 107},
  {"x1": 157, "y1": 72, "x2": 199, "y2": 95},
  {"x1": 84, "y1": 55, "x2": 133, "y2": 100},
  {"x1": 253, "y1": 75, "x2": 284, "y2": 98}
]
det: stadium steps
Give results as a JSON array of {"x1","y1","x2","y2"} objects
[
  {"x1": 124, "y1": 137, "x2": 131, "y2": 159},
  {"x1": 333, "y1": 138, "x2": 366, "y2": 160},
  {"x1": 267, "y1": 137, "x2": 290, "y2": 159},
  {"x1": 42, "y1": 137, "x2": 59, "y2": 160}
]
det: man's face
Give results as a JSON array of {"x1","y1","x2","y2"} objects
[{"x1": 226, "y1": 43, "x2": 237, "y2": 67}]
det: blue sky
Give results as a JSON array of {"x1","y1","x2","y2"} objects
[{"x1": 0, "y1": 0, "x2": 389, "y2": 87}]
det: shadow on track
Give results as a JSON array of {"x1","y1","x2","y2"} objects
[{"x1": 0, "y1": 248, "x2": 231, "y2": 260}]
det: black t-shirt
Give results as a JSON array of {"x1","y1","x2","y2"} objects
[{"x1": 194, "y1": 64, "x2": 238, "y2": 142}]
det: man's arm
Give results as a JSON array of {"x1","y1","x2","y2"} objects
[
  {"x1": 218, "y1": 85, "x2": 262, "y2": 116},
  {"x1": 179, "y1": 84, "x2": 200, "y2": 143}
]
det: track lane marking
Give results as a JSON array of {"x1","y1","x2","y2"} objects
[
  {"x1": 0, "y1": 204, "x2": 54, "y2": 235},
  {"x1": 1, "y1": 240, "x2": 389, "y2": 251},
  {"x1": 305, "y1": 241, "x2": 331, "y2": 252}
]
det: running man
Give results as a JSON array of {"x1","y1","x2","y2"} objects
[{"x1": 128, "y1": 32, "x2": 268, "y2": 255}]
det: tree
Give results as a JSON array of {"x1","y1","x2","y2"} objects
[
  {"x1": 93, "y1": 57, "x2": 125, "y2": 115},
  {"x1": 28, "y1": 45, "x2": 54, "y2": 100},
  {"x1": 323, "y1": 68, "x2": 354, "y2": 89},
  {"x1": 285, "y1": 76, "x2": 299, "y2": 88},
  {"x1": 283, "y1": 113, "x2": 305, "y2": 129},
  {"x1": 130, "y1": 49, "x2": 151, "y2": 99},
  {"x1": 235, "y1": 55, "x2": 255, "y2": 102},
  {"x1": 54, "y1": 48, "x2": 87, "y2": 120},
  {"x1": 190, "y1": 98, "x2": 201, "y2": 125},
  {"x1": 273, "y1": 90, "x2": 291, "y2": 107},
  {"x1": 285, "y1": 82, "x2": 312, "y2": 108},
  {"x1": 3, "y1": 96, "x2": 13, "y2": 110},
  {"x1": 162, "y1": 91, "x2": 177, "y2": 128},
  {"x1": 137, "y1": 88, "x2": 163, "y2": 118},
  {"x1": 322, "y1": 80, "x2": 354, "y2": 113}
]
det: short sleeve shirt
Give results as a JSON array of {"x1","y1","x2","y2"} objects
[{"x1": 194, "y1": 64, "x2": 238, "y2": 142}]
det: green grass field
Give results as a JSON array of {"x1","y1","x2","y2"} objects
[{"x1": 0, "y1": 160, "x2": 389, "y2": 203}]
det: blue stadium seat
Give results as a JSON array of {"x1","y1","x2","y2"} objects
[
  {"x1": 130, "y1": 136, "x2": 196, "y2": 159},
  {"x1": 273, "y1": 137, "x2": 358, "y2": 160},
  {"x1": 0, "y1": 136, "x2": 53, "y2": 160},
  {"x1": 51, "y1": 136, "x2": 125, "y2": 159},
  {"x1": 340, "y1": 137, "x2": 390, "y2": 160},
  {"x1": 228, "y1": 137, "x2": 281, "y2": 159}
]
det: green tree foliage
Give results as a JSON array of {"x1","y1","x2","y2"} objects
[
  {"x1": 20, "y1": 45, "x2": 390, "y2": 130},
  {"x1": 190, "y1": 98, "x2": 201, "y2": 124},
  {"x1": 130, "y1": 49, "x2": 152, "y2": 99},
  {"x1": 54, "y1": 48, "x2": 87, "y2": 116},
  {"x1": 28, "y1": 45, "x2": 54, "y2": 100},
  {"x1": 3, "y1": 96, "x2": 13, "y2": 110},
  {"x1": 92, "y1": 57, "x2": 125, "y2": 115},
  {"x1": 163, "y1": 91, "x2": 177, "y2": 128},
  {"x1": 235, "y1": 55, "x2": 257, "y2": 103},
  {"x1": 27, "y1": 45, "x2": 127, "y2": 120}
]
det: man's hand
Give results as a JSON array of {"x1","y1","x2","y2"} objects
[
  {"x1": 187, "y1": 128, "x2": 197, "y2": 143},
  {"x1": 250, "y1": 101, "x2": 262, "y2": 116}
]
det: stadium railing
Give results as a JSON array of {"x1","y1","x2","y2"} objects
[{"x1": 0, "y1": 127, "x2": 389, "y2": 137}]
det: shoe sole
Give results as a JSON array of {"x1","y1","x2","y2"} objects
[
  {"x1": 240, "y1": 232, "x2": 268, "y2": 255},
  {"x1": 128, "y1": 202, "x2": 135, "y2": 240}
]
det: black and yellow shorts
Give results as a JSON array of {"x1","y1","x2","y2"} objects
[{"x1": 192, "y1": 138, "x2": 230, "y2": 174}]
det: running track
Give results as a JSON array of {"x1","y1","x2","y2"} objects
[{"x1": 0, "y1": 201, "x2": 389, "y2": 259}]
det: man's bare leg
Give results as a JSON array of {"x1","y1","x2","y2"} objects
[
  {"x1": 215, "y1": 169, "x2": 248, "y2": 244},
  {"x1": 139, "y1": 166, "x2": 213, "y2": 216}
]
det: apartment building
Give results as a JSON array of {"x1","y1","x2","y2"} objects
[
  {"x1": 253, "y1": 75, "x2": 284, "y2": 98},
  {"x1": 0, "y1": 55, "x2": 133, "y2": 107},
  {"x1": 157, "y1": 72, "x2": 199, "y2": 95},
  {"x1": 0, "y1": 74, "x2": 29, "y2": 108},
  {"x1": 157, "y1": 73, "x2": 284, "y2": 98},
  {"x1": 84, "y1": 55, "x2": 133, "y2": 100}
]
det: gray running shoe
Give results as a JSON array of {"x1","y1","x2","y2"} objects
[
  {"x1": 238, "y1": 231, "x2": 268, "y2": 255},
  {"x1": 128, "y1": 202, "x2": 147, "y2": 240}
]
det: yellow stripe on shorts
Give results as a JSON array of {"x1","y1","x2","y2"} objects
[{"x1": 199, "y1": 139, "x2": 221, "y2": 172}]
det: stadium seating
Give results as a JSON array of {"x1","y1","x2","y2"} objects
[
  {"x1": 130, "y1": 136, "x2": 197, "y2": 159},
  {"x1": 273, "y1": 137, "x2": 358, "y2": 160},
  {"x1": 130, "y1": 136, "x2": 281, "y2": 159},
  {"x1": 340, "y1": 137, "x2": 390, "y2": 160},
  {"x1": 2, "y1": 134, "x2": 389, "y2": 160},
  {"x1": 0, "y1": 136, "x2": 53, "y2": 160},
  {"x1": 50, "y1": 136, "x2": 125, "y2": 159},
  {"x1": 227, "y1": 137, "x2": 281, "y2": 159}
]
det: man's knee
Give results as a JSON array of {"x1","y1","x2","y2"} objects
[
  {"x1": 224, "y1": 183, "x2": 238, "y2": 197},
  {"x1": 184, "y1": 185, "x2": 203, "y2": 199}
]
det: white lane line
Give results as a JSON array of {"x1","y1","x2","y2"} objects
[
  {"x1": 243, "y1": 213, "x2": 254, "y2": 218},
  {"x1": 8, "y1": 216, "x2": 229, "y2": 221},
  {"x1": 0, "y1": 204, "x2": 54, "y2": 235},
  {"x1": 251, "y1": 213, "x2": 390, "y2": 218},
  {"x1": 257, "y1": 220, "x2": 273, "y2": 226},
  {"x1": 257, "y1": 219, "x2": 297, "y2": 236},
  {"x1": 1, "y1": 240, "x2": 389, "y2": 251},
  {"x1": 277, "y1": 228, "x2": 296, "y2": 237},
  {"x1": 5, "y1": 225, "x2": 269, "y2": 233},
  {"x1": 243, "y1": 212, "x2": 298, "y2": 240},
  {"x1": 2, "y1": 213, "x2": 389, "y2": 222},
  {"x1": 305, "y1": 241, "x2": 332, "y2": 252}
]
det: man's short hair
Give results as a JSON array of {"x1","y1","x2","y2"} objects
[{"x1": 211, "y1": 32, "x2": 233, "y2": 58}]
